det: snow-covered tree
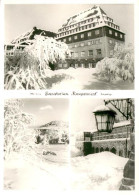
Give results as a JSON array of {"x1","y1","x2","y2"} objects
[
  {"x1": 4, "y1": 35, "x2": 70, "y2": 90},
  {"x1": 96, "y1": 44, "x2": 134, "y2": 82},
  {"x1": 4, "y1": 99, "x2": 34, "y2": 159}
]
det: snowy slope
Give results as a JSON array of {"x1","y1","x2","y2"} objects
[
  {"x1": 40, "y1": 120, "x2": 68, "y2": 131},
  {"x1": 71, "y1": 151, "x2": 128, "y2": 190},
  {"x1": 4, "y1": 151, "x2": 128, "y2": 190}
]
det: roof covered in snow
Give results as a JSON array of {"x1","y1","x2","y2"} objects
[
  {"x1": 11, "y1": 27, "x2": 56, "y2": 44},
  {"x1": 58, "y1": 5, "x2": 123, "y2": 33},
  {"x1": 36, "y1": 120, "x2": 68, "y2": 132},
  {"x1": 93, "y1": 105, "x2": 117, "y2": 114},
  {"x1": 114, "y1": 120, "x2": 131, "y2": 128},
  {"x1": 62, "y1": 6, "x2": 106, "y2": 26}
]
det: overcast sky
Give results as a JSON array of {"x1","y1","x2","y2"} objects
[
  {"x1": 5, "y1": 4, "x2": 134, "y2": 44},
  {"x1": 70, "y1": 98, "x2": 126, "y2": 135},
  {"x1": 71, "y1": 98, "x2": 104, "y2": 133},
  {"x1": 21, "y1": 98, "x2": 69, "y2": 126}
]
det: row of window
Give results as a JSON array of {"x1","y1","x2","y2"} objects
[
  {"x1": 68, "y1": 39, "x2": 122, "y2": 49},
  {"x1": 68, "y1": 39, "x2": 102, "y2": 49},
  {"x1": 5, "y1": 52, "x2": 14, "y2": 56},
  {"x1": 61, "y1": 29, "x2": 100, "y2": 42},
  {"x1": 71, "y1": 49, "x2": 102, "y2": 58},
  {"x1": 59, "y1": 29, "x2": 123, "y2": 43},
  {"x1": 106, "y1": 21, "x2": 120, "y2": 30},
  {"x1": 59, "y1": 16, "x2": 101, "y2": 33},
  {"x1": 58, "y1": 63, "x2": 95, "y2": 68},
  {"x1": 70, "y1": 49, "x2": 115, "y2": 58},
  {"x1": 109, "y1": 29, "x2": 123, "y2": 38},
  {"x1": 59, "y1": 14, "x2": 119, "y2": 34},
  {"x1": 57, "y1": 23, "x2": 121, "y2": 39},
  {"x1": 58, "y1": 22, "x2": 99, "y2": 38},
  {"x1": 105, "y1": 16, "x2": 113, "y2": 23},
  {"x1": 4, "y1": 45, "x2": 25, "y2": 51}
]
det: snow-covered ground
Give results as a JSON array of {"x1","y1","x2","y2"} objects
[
  {"x1": 4, "y1": 145, "x2": 70, "y2": 190},
  {"x1": 71, "y1": 151, "x2": 128, "y2": 190},
  {"x1": 4, "y1": 148, "x2": 128, "y2": 190},
  {"x1": 45, "y1": 68, "x2": 134, "y2": 90}
]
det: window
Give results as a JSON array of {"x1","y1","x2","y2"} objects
[
  {"x1": 63, "y1": 38, "x2": 66, "y2": 43},
  {"x1": 109, "y1": 30, "x2": 112, "y2": 35},
  {"x1": 97, "y1": 49, "x2": 102, "y2": 55},
  {"x1": 88, "y1": 63, "x2": 95, "y2": 68},
  {"x1": 74, "y1": 35, "x2": 78, "y2": 39},
  {"x1": 95, "y1": 30, "x2": 100, "y2": 35},
  {"x1": 80, "y1": 42, "x2": 85, "y2": 47},
  {"x1": 88, "y1": 63, "x2": 92, "y2": 68},
  {"x1": 109, "y1": 39, "x2": 112, "y2": 44},
  {"x1": 88, "y1": 32, "x2": 91, "y2": 37},
  {"x1": 81, "y1": 33, "x2": 84, "y2": 38},
  {"x1": 74, "y1": 52, "x2": 78, "y2": 58},
  {"x1": 68, "y1": 37, "x2": 71, "y2": 41},
  {"x1": 120, "y1": 34, "x2": 123, "y2": 38},
  {"x1": 59, "y1": 64, "x2": 62, "y2": 68},
  {"x1": 88, "y1": 41, "x2": 91, "y2": 46},
  {"x1": 75, "y1": 44, "x2": 78, "y2": 48},
  {"x1": 81, "y1": 51, "x2": 85, "y2": 57},
  {"x1": 81, "y1": 63, "x2": 85, "y2": 68},
  {"x1": 115, "y1": 32, "x2": 118, "y2": 36},
  {"x1": 88, "y1": 50, "x2": 93, "y2": 56},
  {"x1": 75, "y1": 64, "x2": 78, "y2": 68},
  {"x1": 63, "y1": 64, "x2": 68, "y2": 68}
]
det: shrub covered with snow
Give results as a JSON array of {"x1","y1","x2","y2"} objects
[
  {"x1": 96, "y1": 44, "x2": 134, "y2": 82},
  {"x1": 4, "y1": 36, "x2": 70, "y2": 90}
]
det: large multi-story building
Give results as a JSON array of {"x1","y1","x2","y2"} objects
[{"x1": 56, "y1": 5, "x2": 125, "y2": 68}]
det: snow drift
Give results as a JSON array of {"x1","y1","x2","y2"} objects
[
  {"x1": 4, "y1": 151, "x2": 128, "y2": 190},
  {"x1": 71, "y1": 151, "x2": 128, "y2": 190}
]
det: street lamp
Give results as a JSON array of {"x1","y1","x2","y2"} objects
[{"x1": 93, "y1": 105, "x2": 117, "y2": 133}]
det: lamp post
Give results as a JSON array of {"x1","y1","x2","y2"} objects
[{"x1": 93, "y1": 105, "x2": 117, "y2": 133}]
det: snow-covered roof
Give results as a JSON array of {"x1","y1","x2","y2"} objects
[
  {"x1": 114, "y1": 120, "x2": 131, "y2": 128},
  {"x1": 11, "y1": 27, "x2": 56, "y2": 44},
  {"x1": 58, "y1": 5, "x2": 123, "y2": 34},
  {"x1": 11, "y1": 28, "x2": 34, "y2": 44},
  {"x1": 93, "y1": 105, "x2": 117, "y2": 114}
]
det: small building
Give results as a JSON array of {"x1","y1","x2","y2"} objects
[
  {"x1": 56, "y1": 5, "x2": 125, "y2": 69},
  {"x1": 35, "y1": 122, "x2": 69, "y2": 145},
  {"x1": 4, "y1": 26, "x2": 56, "y2": 56}
]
